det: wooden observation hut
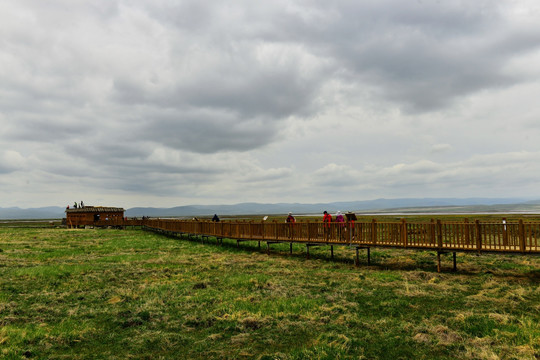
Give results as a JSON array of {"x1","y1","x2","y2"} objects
[{"x1": 65, "y1": 206, "x2": 125, "y2": 228}]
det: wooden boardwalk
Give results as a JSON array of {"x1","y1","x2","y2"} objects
[{"x1": 135, "y1": 218, "x2": 540, "y2": 272}]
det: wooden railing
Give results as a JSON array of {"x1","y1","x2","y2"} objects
[{"x1": 135, "y1": 218, "x2": 540, "y2": 254}]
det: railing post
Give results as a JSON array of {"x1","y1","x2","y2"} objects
[
  {"x1": 502, "y1": 217, "x2": 508, "y2": 247},
  {"x1": 430, "y1": 219, "x2": 435, "y2": 247},
  {"x1": 348, "y1": 220, "x2": 352, "y2": 246},
  {"x1": 475, "y1": 220, "x2": 482, "y2": 253},
  {"x1": 307, "y1": 220, "x2": 311, "y2": 243},
  {"x1": 371, "y1": 219, "x2": 377, "y2": 245},
  {"x1": 519, "y1": 219, "x2": 526, "y2": 254},
  {"x1": 401, "y1": 218, "x2": 407, "y2": 248},
  {"x1": 437, "y1": 220, "x2": 443, "y2": 250},
  {"x1": 464, "y1": 218, "x2": 470, "y2": 246}
]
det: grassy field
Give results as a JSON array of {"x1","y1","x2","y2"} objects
[{"x1": 0, "y1": 227, "x2": 539, "y2": 359}]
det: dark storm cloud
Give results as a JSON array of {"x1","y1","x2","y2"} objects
[
  {"x1": 280, "y1": 1, "x2": 540, "y2": 112},
  {"x1": 134, "y1": 110, "x2": 279, "y2": 153},
  {"x1": 201, "y1": 1, "x2": 529, "y2": 113},
  {"x1": 7, "y1": 0, "x2": 537, "y2": 155},
  {"x1": 112, "y1": 61, "x2": 318, "y2": 119},
  {"x1": 133, "y1": 1, "x2": 540, "y2": 116},
  {"x1": 5, "y1": 116, "x2": 95, "y2": 142}
]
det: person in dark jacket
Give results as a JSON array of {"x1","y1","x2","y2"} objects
[{"x1": 286, "y1": 212, "x2": 295, "y2": 239}]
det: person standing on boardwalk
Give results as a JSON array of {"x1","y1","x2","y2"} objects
[
  {"x1": 323, "y1": 211, "x2": 332, "y2": 224},
  {"x1": 286, "y1": 212, "x2": 296, "y2": 239},
  {"x1": 286, "y1": 212, "x2": 295, "y2": 223},
  {"x1": 323, "y1": 211, "x2": 332, "y2": 240},
  {"x1": 346, "y1": 212, "x2": 357, "y2": 242},
  {"x1": 335, "y1": 211, "x2": 345, "y2": 240},
  {"x1": 212, "y1": 214, "x2": 220, "y2": 222}
]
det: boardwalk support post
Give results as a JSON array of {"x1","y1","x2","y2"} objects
[{"x1": 436, "y1": 251, "x2": 457, "y2": 273}]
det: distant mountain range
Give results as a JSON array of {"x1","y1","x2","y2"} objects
[{"x1": 1, "y1": 198, "x2": 540, "y2": 219}]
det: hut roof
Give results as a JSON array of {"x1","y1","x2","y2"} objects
[{"x1": 65, "y1": 206, "x2": 125, "y2": 213}]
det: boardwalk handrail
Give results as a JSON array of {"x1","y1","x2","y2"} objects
[{"x1": 134, "y1": 218, "x2": 540, "y2": 254}]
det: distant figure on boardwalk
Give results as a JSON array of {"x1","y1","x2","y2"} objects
[
  {"x1": 323, "y1": 211, "x2": 332, "y2": 226},
  {"x1": 346, "y1": 212, "x2": 358, "y2": 241},
  {"x1": 335, "y1": 211, "x2": 345, "y2": 239},
  {"x1": 212, "y1": 214, "x2": 220, "y2": 222},
  {"x1": 81, "y1": 201, "x2": 84, "y2": 208},
  {"x1": 74, "y1": 202, "x2": 78, "y2": 209},
  {"x1": 323, "y1": 210, "x2": 332, "y2": 240},
  {"x1": 286, "y1": 212, "x2": 295, "y2": 239},
  {"x1": 286, "y1": 212, "x2": 296, "y2": 223}
]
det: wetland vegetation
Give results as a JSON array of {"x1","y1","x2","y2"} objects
[{"x1": 0, "y1": 223, "x2": 538, "y2": 359}]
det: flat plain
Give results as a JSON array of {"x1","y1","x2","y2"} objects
[{"x1": 0, "y1": 225, "x2": 538, "y2": 359}]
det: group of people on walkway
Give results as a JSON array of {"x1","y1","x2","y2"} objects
[
  {"x1": 284, "y1": 210, "x2": 358, "y2": 240},
  {"x1": 285, "y1": 210, "x2": 356, "y2": 225}
]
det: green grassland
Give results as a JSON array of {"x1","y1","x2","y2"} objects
[{"x1": 0, "y1": 226, "x2": 539, "y2": 359}]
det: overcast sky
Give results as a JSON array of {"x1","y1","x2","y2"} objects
[{"x1": 2, "y1": 1, "x2": 540, "y2": 208}]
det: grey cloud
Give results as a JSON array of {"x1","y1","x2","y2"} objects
[
  {"x1": 5, "y1": 116, "x2": 95, "y2": 142},
  {"x1": 140, "y1": 1, "x2": 214, "y2": 32},
  {"x1": 240, "y1": 167, "x2": 293, "y2": 183},
  {"x1": 182, "y1": 70, "x2": 318, "y2": 119},
  {"x1": 0, "y1": 150, "x2": 25, "y2": 174},
  {"x1": 1, "y1": 0, "x2": 540, "y2": 207},
  {"x1": 111, "y1": 42, "x2": 321, "y2": 119},
  {"x1": 134, "y1": 109, "x2": 280, "y2": 153},
  {"x1": 267, "y1": 1, "x2": 540, "y2": 112},
  {"x1": 430, "y1": 144, "x2": 452, "y2": 154}
]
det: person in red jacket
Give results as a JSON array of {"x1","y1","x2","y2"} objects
[
  {"x1": 286, "y1": 212, "x2": 296, "y2": 223},
  {"x1": 323, "y1": 211, "x2": 332, "y2": 240},
  {"x1": 323, "y1": 211, "x2": 332, "y2": 225}
]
